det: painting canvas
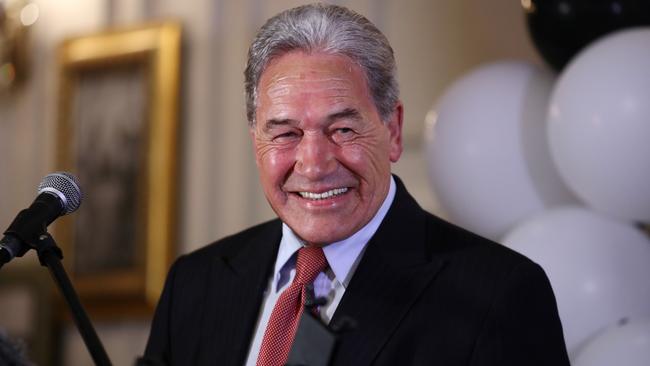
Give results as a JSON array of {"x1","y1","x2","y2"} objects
[{"x1": 72, "y1": 63, "x2": 147, "y2": 276}]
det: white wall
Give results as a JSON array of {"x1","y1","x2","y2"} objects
[{"x1": 0, "y1": 0, "x2": 541, "y2": 364}]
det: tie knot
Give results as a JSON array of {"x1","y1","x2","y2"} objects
[{"x1": 294, "y1": 246, "x2": 327, "y2": 285}]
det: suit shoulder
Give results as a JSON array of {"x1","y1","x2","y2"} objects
[
  {"x1": 420, "y1": 212, "x2": 554, "y2": 320},
  {"x1": 423, "y1": 211, "x2": 536, "y2": 273},
  {"x1": 174, "y1": 218, "x2": 281, "y2": 270}
]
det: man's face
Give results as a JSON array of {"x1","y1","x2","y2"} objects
[{"x1": 251, "y1": 51, "x2": 403, "y2": 246}]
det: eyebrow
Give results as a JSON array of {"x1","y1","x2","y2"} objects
[
  {"x1": 327, "y1": 107, "x2": 362, "y2": 123},
  {"x1": 262, "y1": 107, "x2": 362, "y2": 131},
  {"x1": 263, "y1": 118, "x2": 296, "y2": 131}
]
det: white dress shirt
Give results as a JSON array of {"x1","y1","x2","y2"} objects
[{"x1": 244, "y1": 177, "x2": 396, "y2": 365}]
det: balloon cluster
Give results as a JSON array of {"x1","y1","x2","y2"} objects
[{"x1": 425, "y1": 6, "x2": 650, "y2": 363}]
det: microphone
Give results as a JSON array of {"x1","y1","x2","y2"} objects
[{"x1": 0, "y1": 172, "x2": 82, "y2": 267}]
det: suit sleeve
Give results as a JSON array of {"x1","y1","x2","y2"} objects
[
  {"x1": 469, "y1": 261, "x2": 570, "y2": 366},
  {"x1": 142, "y1": 256, "x2": 183, "y2": 365}
]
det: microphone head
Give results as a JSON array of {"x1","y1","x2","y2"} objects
[{"x1": 37, "y1": 172, "x2": 83, "y2": 215}]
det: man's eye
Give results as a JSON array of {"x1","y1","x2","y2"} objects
[
  {"x1": 273, "y1": 131, "x2": 299, "y2": 141},
  {"x1": 331, "y1": 127, "x2": 356, "y2": 143},
  {"x1": 334, "y1": 127, "x2": 356, "y2": 137}
]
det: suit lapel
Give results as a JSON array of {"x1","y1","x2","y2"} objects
[
  {"x1": 330, "y1": 178, "x2": 447, "y2": 365},
  {"x1": 197, "y1": 221, "x2": 282, "y2": 365}
]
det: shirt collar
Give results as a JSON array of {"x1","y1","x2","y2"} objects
[{"x1": 276, "y1": 176, "x2": 396, "y2": 289}]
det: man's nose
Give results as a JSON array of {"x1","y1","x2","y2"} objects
[{"x1": 294, "y1": 133, "x2": 337, "y2": 179}]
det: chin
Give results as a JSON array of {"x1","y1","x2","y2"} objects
[{"x1": 294, "y1": 228, "x2": 351, "y2": 246}]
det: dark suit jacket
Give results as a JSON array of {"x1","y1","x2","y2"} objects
[{"x1": 144, "y1": 177, "x2": 570, "y2": 365}]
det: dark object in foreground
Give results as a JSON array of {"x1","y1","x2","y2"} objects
[
  {"x1": 0, "y1": 330, "x2": 31, "y2": 366},
  {"x1": 286, "y1": 309, "x2": 337, "y2": 366}
]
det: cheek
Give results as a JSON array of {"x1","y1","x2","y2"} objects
[
  {"x1": 338, "y1": 140, "x2": 390, "y2": 172},
  {"x1": 258, "y1": 147, "x2": 295, "y2": 181},
  {"x1": 338, "y1": 146, "x2": 366, "y2": 167}
]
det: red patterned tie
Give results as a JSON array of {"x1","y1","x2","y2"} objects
[{"x1": 256, "y1": 246, "x2": 328, "y2": 366}]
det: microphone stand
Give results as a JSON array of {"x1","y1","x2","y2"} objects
[{"x1": 33, "y1": 233, "x2": 112, "y2": 366}]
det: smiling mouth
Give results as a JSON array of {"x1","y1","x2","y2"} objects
[{"x1": 297, "y1": 187, "x2": 349, "y2": 200}]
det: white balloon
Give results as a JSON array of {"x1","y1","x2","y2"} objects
[
  {"x1": 502, "y1": 206, "x2": 650, "y2": 354},
  {"x1": 573, "y1": 319, "x2": 650, "y2": 366},
  {"x1": 425, "y1": 61, "x2": 576, "y2": 240},
  {"x1": 548, "y1": 28, "x2": 650, "y2": 222}
]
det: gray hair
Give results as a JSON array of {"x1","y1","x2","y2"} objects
[{"x1": 244, "y1": 3, "x2": 399, "y2": 126}]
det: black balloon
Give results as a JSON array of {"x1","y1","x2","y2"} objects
[{"x1": 525, "y1": 0, "x2": 650, "y2": 71}]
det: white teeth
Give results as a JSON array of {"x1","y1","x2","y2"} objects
[{"x1": 298, "y1": 187, "x2": 348, "y2": 200}]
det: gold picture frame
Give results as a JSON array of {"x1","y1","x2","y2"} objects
[{"x1": 55, "y1": 22, "x2": 181, "y2": 318}]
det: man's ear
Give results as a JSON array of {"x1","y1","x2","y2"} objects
[
  {"x1": 249, "y1": 126, "x2": 261, "y2": 167},
  {"x1": 387, "y1": 102, "x2": 404, "y2": 163}
]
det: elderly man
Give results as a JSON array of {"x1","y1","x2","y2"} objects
[{"x1": 144, "y1": 4, "x2": 569, "y2": 366}]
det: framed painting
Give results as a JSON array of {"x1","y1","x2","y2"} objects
[{"x1": 55, "y1": 22, "x2": 181, "y2": 318}]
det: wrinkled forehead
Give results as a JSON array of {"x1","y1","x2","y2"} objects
[{"x1": 262, "y1": 52, "x2": 369, "y2": 96}]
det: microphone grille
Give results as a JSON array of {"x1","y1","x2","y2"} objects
[{"x1": 37, "y1": 172, "x2": 83, "y2": 214}]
